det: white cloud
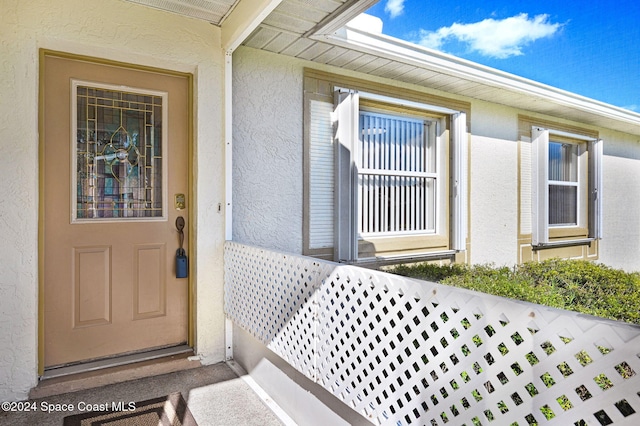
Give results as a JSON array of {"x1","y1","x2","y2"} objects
[
  {"x1": 417, "y1": 13, "x2": 562, "y2": 59},
  {"x1": 385, "y1": 0, "x2": 405, "y2": 19}
]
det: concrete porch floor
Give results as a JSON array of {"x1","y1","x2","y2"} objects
[{"x1": 1, "y1": 359, "x2": 291, "y2": 426}]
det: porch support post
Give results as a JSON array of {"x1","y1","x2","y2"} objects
[
  {"x1": 221, "y1": 0, "x2": 284, "y2": 361},
  {"x1": 224, "y1": 52, "x2": 233, "y2": 360},
  {"x1": 224, "y1": 51, "x2": 233, "y2": 242}
]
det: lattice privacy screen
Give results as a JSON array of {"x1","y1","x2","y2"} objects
[{"x1": 224, "y1": 242, "x2": 640, "y2": 426}]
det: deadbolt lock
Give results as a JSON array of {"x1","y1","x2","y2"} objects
[{"x1": 174, "y1": 193, "x2": 186, "y2": 210}]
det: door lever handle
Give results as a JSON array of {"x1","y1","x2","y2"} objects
[
  {"x1": 175, "y1": 216, "x2": 187, "y2": 278},
  {"x1": 176, "y1": 216, "x2": 185, "y2": 233},
  {"x1": 175, "y1": 216, "x2": 185, "y2": 250}
]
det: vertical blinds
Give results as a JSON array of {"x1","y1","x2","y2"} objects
[{"x1": 358, "y1": 111, "x2": 437, "y2": 235}]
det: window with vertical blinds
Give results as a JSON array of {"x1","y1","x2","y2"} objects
[
  {"x1": 304, "y1": 77, "x2": 469, "y2": 262},
  {"x1": 358, "y1": 111, "x2": 438, "y2": 235}
]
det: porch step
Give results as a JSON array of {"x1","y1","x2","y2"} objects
[{"x1": 29, "y1": 350, "x2": 202, "y2": 399}]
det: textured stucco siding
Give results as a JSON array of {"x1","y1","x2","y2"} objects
[
  {"x1": 1, "y1": 0, "x2": 226, "y2": 400},
  {"x1": 231, "y1": 47, "x2": 524, "y2": 266},
  {"x1": 468, "y1": 101, "x2": 520, "y2": 265},
  {"x1": 232, "y1": 49, "x2": 304, "y2": 253},
  {"x1": 598, "y1": 129, "x2": 640, "y2": 271},
  {"x1": 232, "y1": 47, "x2": 640, "y2": 273}
]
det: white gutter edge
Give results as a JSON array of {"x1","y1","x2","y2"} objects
[{"x1": 315, "y1": 26, "x2": 640, "y2": 128}]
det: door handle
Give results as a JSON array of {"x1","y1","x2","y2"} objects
[
  {"x1": 176, "y1": 216, "x2": 185, "y2": 249},
  {"x1": 175, "y1": 216, "x2": 187, "y2": 278}
]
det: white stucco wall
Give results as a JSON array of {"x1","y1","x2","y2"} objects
[
  {"x1": 232, "y1": 49, "x2": 304, "y2": 253},
  {"x1": 1, "y1": 0, "x2": 226, "y2": 400},
  {"x1": 598, "y1": 129, "x2": 640, "y2": 271},
  {"x1": 231, "y1": 47, "x2": 524, "y2": 266},
  {"x1": 468, "y1": 101, "x2": 520, "y2": 266},
  {"x1": 233, "y1": 47, "x2": 640, "y2": 273}
]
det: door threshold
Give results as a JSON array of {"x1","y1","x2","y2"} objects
[
  {"x1": 42, "y1": 345, "x2": 194, "y2": 380},
  {"x1": 32, "y1": 346, "x2": 198, "y2": 399}
]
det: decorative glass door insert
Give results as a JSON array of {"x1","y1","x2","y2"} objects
[{"x1": 73, "y1": 81, "x2": 167, "y2": 221}]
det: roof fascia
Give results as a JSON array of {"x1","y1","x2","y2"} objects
[{"x1": 313, "y1": 25, "x2": 640, "y2": 131}]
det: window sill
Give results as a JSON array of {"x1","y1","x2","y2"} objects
[
  {"x1": 355, "y1": 250, "x2": 458, "y2": 268},
  {"x1": 549, "y1": 226, "x2": 588, "y2": 239},
  {"x1": 358, "y1": 234, "x2": 449, "y2": 257},
  {"x1": 532, "y1": 238, "x2": 595, "y2": 251}
]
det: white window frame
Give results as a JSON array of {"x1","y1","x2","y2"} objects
[
  {"x1": 357, "y1": 109, "x2": 440, "y2": 237},
  {"x1": 531, "y1": 127, "x2": 602, "y2": 247},
  {"x1": 333, "y1": 88, "x2": 467, "y2": 262},
  {"x1": 547, "y1": 140, "x2": 581, "y2": 227},
  {"x1": 334, "y1": 89, "x2": 360, "y2": 262}
]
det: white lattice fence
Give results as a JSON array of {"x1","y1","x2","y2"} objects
[{"x1": 224, "y1": 242, "x2": 640, "y2": 426}]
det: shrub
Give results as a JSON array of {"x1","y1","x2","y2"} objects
[
  {"x1": 389, "y1": 259, "x2": 640, "y2": 325},
  {"x1": 391, "y1": 262, "x2": 466, "y2": 282}
]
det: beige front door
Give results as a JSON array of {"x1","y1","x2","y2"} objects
[{"x1": 41, "y1": 52, "x2": 191, "y2": 368}]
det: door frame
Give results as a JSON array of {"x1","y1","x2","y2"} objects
[{"x1": 38, "y1": 49, "x2": 195, "y2": 376}]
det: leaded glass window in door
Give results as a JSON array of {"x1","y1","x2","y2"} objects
[{"x1": 74, "y1": 82, "x2": 166, "y2": 220}]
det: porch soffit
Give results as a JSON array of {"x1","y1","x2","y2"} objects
[
  {"x1": 123, "y1": 0, "x2": 640, "y2": 136},
  {"x1": 121, "y1": 0, "x2": 364, "y2": 30},
  {"x1": 124, "y1": 0, "x2": 240, "y2": 25},
  {"x1": 243, "y1": 19, "x2": 640, "y2": 135},
  {"x1": 243, "y1": 1, "x2": 640, "y2": 136}
]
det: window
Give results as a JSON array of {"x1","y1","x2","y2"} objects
[
  {"x1": 305, "y1": 82, "x2": 468, "y2": 263},
  {"x1": 548, "y1": 141, "x2": 579, "y2": 226},
  {"x1": 73, "y1": 81, "x2": 166, "y2": 221},
  {"x1": 358, "y1": 110, "x2": 438, "y2": 236},
  {"x1": 531, "y1": 127, "x2": 602, "y2": 247}
]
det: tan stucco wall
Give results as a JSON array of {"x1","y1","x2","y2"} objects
[{"x1": 1, "y1": 0, "x2": 226, "y2": 400}]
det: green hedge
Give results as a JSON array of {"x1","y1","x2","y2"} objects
[{"x1": 390, "y1": 259, "x2": 640, "y2": 325}]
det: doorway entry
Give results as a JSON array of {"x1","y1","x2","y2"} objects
[{"x1": 41, "y1": 52, "x2": 192, "y2": 370}]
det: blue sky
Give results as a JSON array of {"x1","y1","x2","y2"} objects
[{"x1": 365, "y1": 0, "x2": 640, "y2": 112}]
